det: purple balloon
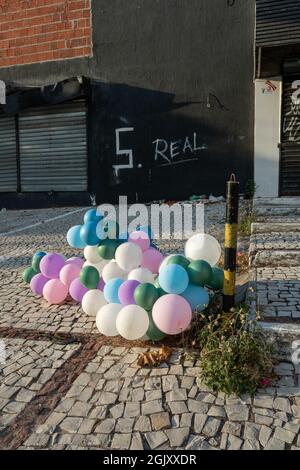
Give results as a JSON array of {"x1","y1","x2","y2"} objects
[
  {"x1": 40, "y1": 252, "x2": 65, "y2": 279},
  {"x1": 30, "y1": 273, "x2": 49, "y2": 296},
  {"x1": 118, "y1": 280, "x2": 140, "y2": 305},
  {"x1": 69, "y1": 278, "x2": 89, "y2": 303},
  {"x1": 97, "y1": 277, "x2": 105, "y2": 291}
]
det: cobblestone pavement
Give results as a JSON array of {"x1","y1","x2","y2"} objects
[
  {"x1": 0, "y1": 339, "x2": 80, "y2": 433},
  {"x1": 251, "y1": 200, "x2": 300, "y2": 323},
  {"x1": 12, "y1": 347, "x2": 300, "y2": 450},
  {"x1": 1, "y1": 203, "x2": 299, "y2": 450},
  {"x1": 256, "y1": 268, "x2": 300, "y2": 320}
]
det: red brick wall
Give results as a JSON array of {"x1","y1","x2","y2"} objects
[{"x1": 0, "y1": 0, "x2": 92, "y2": 68}]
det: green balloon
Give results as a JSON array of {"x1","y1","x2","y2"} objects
[
  {"x1": 207, "y1": 267, "x2": 224, "y2": 291},
  {"x1": 147, "y1": 311, "x2": 166, "y2": 342},
  {"x1": 80, "y1": 266, "x2": 99, "y2": 289},
  {"x1": 154, "y1": 277, "x2": 167, "y2": 297},
  {"x1": 167, "y1": 255, "x2": 190, "y2": 270},
  {"x1": 134, "y1": 283, "x2": 159, "y2": 311},
  {"x1": 32, "y1": 251, "x2": 46, "y2": 272},
  {"x1": 23, "y1": 267, "x2": 38, "y2": 284},
  {"x1": 187, "y1": 260, "x2": 212, "y2": 287},
  {"x1": 98, "y1": 239, "x2": 119, "y2": 260}
]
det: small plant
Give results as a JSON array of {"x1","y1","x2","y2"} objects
[
  {"x1": 197, "y1": 305, "x2": 274, "y2": 395},
  {"x1": 245, "y1": 179, "x2": 258, "y2": 200},
  {"x1": 238, "y1": 209, "x2": 256, "y2": 237}
]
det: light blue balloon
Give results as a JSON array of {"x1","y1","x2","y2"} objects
[
  {"x1": 104, "y1": 278, "x2": 124, "y2": 303},
  {"x1": 84, "y1": 208, "x2": 104, "y2": 224},
  {"x1": 159, "y1": 264, "x2": 189, "y2": 295},
  {"x1": 80, "y1": 221, "x2": 100, "y2": 246},
  {"x1": 181, "y1": 284, "x2": 210, "y2": 312},
  {"x1": 67, "y1": 225, "x2": 86, "y2": 249}
]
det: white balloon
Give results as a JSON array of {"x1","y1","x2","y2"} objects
[
  {"x1": 102, "y1": 260, "x2": 127, "y2": 283},
  {"x1": 83, "y1": 259, "x2": 108, "y2": 275},
  {"x1": 96, "y1": 303, "x2": 122, "y2": 337},
  {"x1": 82, "y1": 290, "x2": 107, "y2": 316},
  {"x1": 185, "y1": 233, "x2": 221, "y2": 266},
  {"x1": 116, "y1": 305, "x2": 149, "y2": 340},
  {"x1": 115, "y1": 242, "x2": 143, "y2": 272},
  {"x1": 84, "y1": 245, "x2": 103, "y2": 264},
  {"x1": 128, "y1": 267, "x2": 154, "y2": 284}
]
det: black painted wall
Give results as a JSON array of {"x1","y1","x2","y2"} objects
[{"x1": 0, "y1": 0, "x2": 255, "y2": 206}]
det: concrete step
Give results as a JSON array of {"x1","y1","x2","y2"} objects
[
  {"x1": 254, "y1": 197, "x2": 300, "y2": 207},
  {"x1": 250, "y1": 250, "x2": 300, "y2": 267},
  {"x1": 255, "y1": 207, "x2": 300, "y2": 217},
  {"x1": 252, "y1": 223, "x2": 300, "y2": 234}
]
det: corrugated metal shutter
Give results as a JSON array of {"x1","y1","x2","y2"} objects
[
  {"x1": 280, "y1": 77, "x2": 300, "y2": 195},
  {"x1": 0, "y1": 115, "x2": 17, "y2": 192},
  {"x1": 256, "y1": 0, "x2": 300, "y2": 47},
  {"x1": 19, "y1": 101, "x2": 88, "y2": 192}
]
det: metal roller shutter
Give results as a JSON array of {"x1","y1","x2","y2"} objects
[
  {"x1": 281, "y1": 77, "x2": 300, "y2": 195},
  {"x1": 19, "y1": 101, "x2": 88, "y2": 192},
  {"x1": 256, "y1": 0, "x2": 300, "y2": 47},
  {"x1": 0, "y1": 115, "x2": 17, "y2": 192}
]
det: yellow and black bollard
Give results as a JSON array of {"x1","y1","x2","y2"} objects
[{"x1": 223, "y1": 174, "x2": 239, "y2": 312}]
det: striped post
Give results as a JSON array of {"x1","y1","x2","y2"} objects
[{"x1": 223, "y1": 174, "x2": 239, "y2": 312}]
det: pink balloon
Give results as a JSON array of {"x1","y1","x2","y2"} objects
[
  {"x1": 30, "y1": 273, "x2": 49, "y2": 296},
  {"x1": 128, "y1": 231, "x2": 150, "y2": 252},
  {"x1": 43, "y1": 279, "x2": 68, "y2": 305},
  {"x1": 69, "y1": 278, "x2": 89, "y2": 303},
  {"x1": 59, "y1": 263, "x2": 81, "y2": 287},
  {"x1": 141, "y1": 247, "x2": 164, "y2": 274},
  {"x1": 118, "y1": 279, "x2": 140, "y2": 305},
  {"x1": 65, "y1": 257, "x2": 84, "y2": 268},
  {"x1": 97, "y1": 277, "x2": 105, "y2": 291},
  {"x1": 152, "y1": 294, "x2": 192, "y2": 335},
  {"x1": 40, "y1": 253, "x2": 65, "y2": 279}
]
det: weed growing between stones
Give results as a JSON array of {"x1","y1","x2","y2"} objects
[
  {"x1": 238, "y1": 210, "x2": 256, "y2": 237},
  {"x1": 181, "y1": 297, "x2": 275, "y2": 396}
]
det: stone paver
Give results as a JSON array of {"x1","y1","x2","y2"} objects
[{"x1": 0, "y1": 338, "x2": 79, "y2": 433}]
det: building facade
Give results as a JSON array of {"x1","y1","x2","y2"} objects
[
  {"x1": 255, "y1": 0, "x2": 300, "y2": 197},
  {"x1": 0, "y1": 0, "x2": 255, "y2": 208}
]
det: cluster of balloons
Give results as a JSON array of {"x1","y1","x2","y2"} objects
[
  {"x1": 23, "y1": 208, "x2": 224, "y2": 343},
  {"x1": 66, "y1": 208, "x2": 115, "y2": 248},
  {"x1": 94, "y1": 232, "x2": 224, "y2": 341},
  {"x1": 22, "y1": 251, "x2": 87, "y2": 304}
]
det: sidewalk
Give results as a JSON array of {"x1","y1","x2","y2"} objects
[
  {"x1": 0, "y1": 205, "x2": 300, "y2": 450},
  {"x1": 250, "y1": 198, "x2": 300, "y2": 360}
]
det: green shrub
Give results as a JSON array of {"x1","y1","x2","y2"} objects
[{"x1": 197, "y1": 306, "x2": 274, "y2": 395}]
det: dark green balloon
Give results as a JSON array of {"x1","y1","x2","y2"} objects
[
  {"x1": 154, "y1": 277, "x2": 167, "y2": 297},
  {"x1": 134, "y1": 283, "x2": 159, "y2": 311},
  {"x1": 80, "y1": 266, "x2": 99, "y2": 289},
  {"x1": 32, "y1": 251, "x2": 46, "y2": 272},
  {"x1": 167, "y1": 255, "x2": 190, "y2": 270},
  {"x1": 23, "y1": 267, "x2": 38, "y2": 284},
  {"x1": 207, "y1": 267, "x2": 224, "y2": 291},
  {"x1": 147, "y1": 311, "x2": 166, "y2": 342},
  {"x1": 98, "y1": 239, "x2": 119, "y2": 260},
  {"x1": 187, "y1": 260, "x2": 212, "y2": 287}
]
